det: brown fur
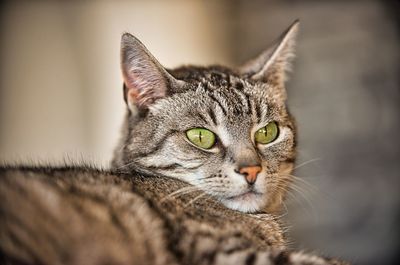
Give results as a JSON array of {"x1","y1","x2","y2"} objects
[{"x1": 0, "y1": 166, "x2": 348, "y2": 265}]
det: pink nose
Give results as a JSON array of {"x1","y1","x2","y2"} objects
[{"x1": 239, "y1": 166, "x2": 262, "y2": 184}]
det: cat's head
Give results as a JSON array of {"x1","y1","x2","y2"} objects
[{"x1": 112, "y1": 21, "x2": 299, "y2": 213}]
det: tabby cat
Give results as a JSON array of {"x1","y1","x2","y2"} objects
[{"x1": 0, "y1": 21, "x2": 349, "y2": 265}]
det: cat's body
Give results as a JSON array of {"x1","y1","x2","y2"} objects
[
  {"x1": 0, "y1": 21, "x2": 349, "y2": 264},
  {"x1": 0, "y1": 166, "x2": 344, "y2": 265}
]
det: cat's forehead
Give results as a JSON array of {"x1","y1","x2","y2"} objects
[
  {"x1": 143, "y1": 66, "x2": 287, "y2": 133},
  {"x1": 150, "y1": 74, "x2": 283, "y2": 132},
  {"x1": 172, "y1": 66, "x2": 274, "y2": 105},
  {"x1": 170, "y1": 65, "x2": 255, "y2": 90}
]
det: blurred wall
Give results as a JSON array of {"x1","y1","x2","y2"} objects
[
  {"x1": 1, "y1": 1, "x2": 399, "y2": 265},
  {"x1": 0, "y1": 0, "x2": 232, "y2": 166}
]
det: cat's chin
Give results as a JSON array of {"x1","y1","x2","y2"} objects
[{"x1": 220, "y1": 191, "x2": 266, "y2": 213}]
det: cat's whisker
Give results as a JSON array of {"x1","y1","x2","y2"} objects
[
  {"x1": 277, "y1": 200, "x2": 289, "y2": 219},
  {"x1": 291, "y1": 181, "x2": 318, "y2": 196},
  {"x1": 184, "y1": 193, "x2": 207, "y2": 207},
  {"x1": 115, "y1": 160, "x2": 138, "y2": 170},
  {"x1": 281, "y1": 173, "x2": 319, "y2": 193},
  {"x1": 278, "y1": 179, "x2": 316, "y2": 201},
  {"x1": 274, "y1": 184, "x2": 303, "y2": 207},
  {"x1": 276, "y1": 174, "x2": 319, "y2": 211},
  {"x1": 161, "y1": 186, "x2": 201, "y2": 202},
  {"x1": 285, "y1": 183, "x2": 317, "y2": 219},
  {"x1": 271, "y1": 181, "x2": 298, "y2": 202},
  {"x1": 196, "y1": 175, "x2": 221, "y2": 181},
  {"x1": 171, "y1": 186, "x2": 202, "y2": 195},
  {"x1": 283, "y1": 173, "x2": 338, "y2": 203},
  {"x1": 293, "y1": 158, "x2": 322, "y2": 170},
  {"x1": 161, "y1": 181, "x2": 222, "y2": 201},
  {"x1": 281, "y1": 224, "x2": 293, "y2": 234},
  {"x1": 289, "y1": 181, "x2": 313, "y2": 199}
]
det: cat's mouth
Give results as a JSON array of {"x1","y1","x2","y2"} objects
[
  {"x1": 221, "y1": 189, "x2": 265, "y2": 213},
  {"x1": 226, "y1": 190, "x2": 263, "y2": 201}
]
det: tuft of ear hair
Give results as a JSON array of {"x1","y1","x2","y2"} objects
[
  {"x1": 239, "y1": 20, "x2": 299, "y2": 98},
  {"x1": 120, "y1": 33, "x2": 185, "y2": 113}
]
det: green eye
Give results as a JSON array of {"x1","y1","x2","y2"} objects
[
  {"x1": 186, "y1": 128, "x2": 216, "y2": 149},
  {"x1": 254, "y1": 122, "x2": 279, "y2": 144}
]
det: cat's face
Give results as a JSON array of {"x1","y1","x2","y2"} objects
[{"x1": 112, "y1": 21, "x2": 299, "y2": 213}]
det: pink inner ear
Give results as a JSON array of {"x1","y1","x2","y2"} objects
[
  {"x1": 127, "y1": 87, "x2": 140, "y2": 105},
  {"x1": 125, "y1": 71, "x2": 167, "y2": 108}
]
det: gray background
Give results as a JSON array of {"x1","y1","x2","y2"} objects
[{"x1": 1, "y1": 1, "x2": 399, "y2": 264}]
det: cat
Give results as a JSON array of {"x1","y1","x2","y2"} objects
[{"x1": 0, "y1": 20, "x2": 349, "y2": 264}]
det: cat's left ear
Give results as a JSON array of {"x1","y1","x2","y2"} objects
[
  {"x1": 239, "y1": 20, "x2": 299, "y2": 99},
  {"x1": 121, "y1": 33, "x2": 185, "y2": 112}
]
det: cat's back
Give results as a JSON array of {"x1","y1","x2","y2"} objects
[
  {"x1": 0, "y1": 166, "x2": 178, "y2": 265},
  {"x1": 0, "y1": 167, "x2": 283, "y2": 265}
]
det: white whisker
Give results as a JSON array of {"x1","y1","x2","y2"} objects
[
  {"x1": 293, "y1": 158, "x2": 322, "y2": 170},
  {"x1": 184, "y1": 193, "x2": 207, "y2": 207},
  {"x1": 277, "y1": 200, "x2": 289, "y2": 219}
]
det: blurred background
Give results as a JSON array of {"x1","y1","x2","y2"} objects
[{"x1": 0, "y1": 0, "x2": 399, "y2": 264}]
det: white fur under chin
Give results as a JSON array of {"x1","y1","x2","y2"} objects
[{"x1": 220, "y1": 193, "x2": 267, "y2": 213}]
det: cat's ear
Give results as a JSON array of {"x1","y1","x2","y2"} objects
[
  {"x1": 121, "y1": 33, "x2": 184, "y2": 112},
  {"x1": 239, "y1": 20, "x2": 299, "y2": 95}
]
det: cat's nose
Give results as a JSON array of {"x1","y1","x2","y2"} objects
[{"x1": 238, "y1": 166, "x2": 262, "y2": 185}]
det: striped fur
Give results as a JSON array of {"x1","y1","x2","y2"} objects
[
  {"x1": 0, "y1": 167, "x2": 348, "y2": 265},
  {"x1": 113, "y1": 22, "x2": 300, "y2": 213}
]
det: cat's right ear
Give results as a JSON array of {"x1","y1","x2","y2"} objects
[
  {"x1": 238, "y1": 20, "x2": 299, "y2": 102},
  {"x1": 121, "y1": 33, "x2": 184, "y2": 112}
]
